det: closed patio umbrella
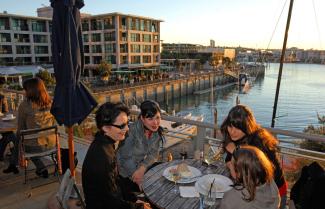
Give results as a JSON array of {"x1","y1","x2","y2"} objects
[{"x1": 50, "y1": 0, "x2": 97, "y2": 176}]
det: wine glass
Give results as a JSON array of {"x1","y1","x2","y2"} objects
[
  {"x1": 203, "y1": 143, "x2": 223, "y2": 174},
  {"x1": 170, "y1": 169, "x2": 181, "y2": 194}
]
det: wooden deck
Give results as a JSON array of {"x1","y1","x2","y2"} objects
[{"x1": 0, "y1": 156, "x2": 82, "y2": 209}]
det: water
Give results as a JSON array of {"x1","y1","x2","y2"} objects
[{"x1": 160, "y1": 63, "x2": 325, "y2": 133}]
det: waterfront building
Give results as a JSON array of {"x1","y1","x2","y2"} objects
[
  {"x1": 1, "y1": 9, "x2": 162, "y2": 72},
  {"x1": 81, "y1": 13, "x2": 162, "y2": 72},
  {"x1": 0, "y1": 12, "x2": 52, "y2": 66},
  {"x1": 162, "y1": 43, "x2": 202, "y2": 54}
]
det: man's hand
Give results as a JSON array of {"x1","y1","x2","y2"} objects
[
  {"x1": 225, "y1": 142, "x2": 236, "y2": 154},
  {"x1": 132, "y1": 165, "x2": 146, "y2": 191}
]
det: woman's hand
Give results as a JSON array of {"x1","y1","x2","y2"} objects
[
  {"x1": 132, "y1": 165, "x2": 146, "y2": 191},
  {"x1": 225, "y1": 142, "x2": 236, "y2": 154},
  {"x1": 226, "y1": 161, "x2": 237, "y2": 179}
]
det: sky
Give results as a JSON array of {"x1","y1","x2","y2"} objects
[{"x1": 1, "y1": 0, "x2": 325, "y2": 50}]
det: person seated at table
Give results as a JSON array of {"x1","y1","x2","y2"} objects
[
  {"x1": 117, "y1": 100, "x2": 164, "y2": 193},
  {"x1": 220, "y1": 145, "x2": 280, "y2": 209},
  {"x1": 82, "y1": 102, "x2": 151, "y2": 209},
  {"x1": 220, "y1": 104, "x2": 287, "y2": 209},
  {"x1": 0, "y1": 91, "x2": 10, "y2": 161},
  {"x1": 3, "y1": 78, "x2": 55, "y2": 177}
]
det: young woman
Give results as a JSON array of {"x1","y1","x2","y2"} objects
[
  {"x1": 220, "y1": 145, "x2": 280, "y2": 209},
  {"x1": 117, "y1": 100, "x2": 164, "y2": 193},
  {"x1": 220, "y1": 105, "x2": 287, "y2": 209},
  {"x1": 82, "y1": 102, "x2": 151, "y2": 209},
  {"x1": 3, "y1": 78, "x2": 55, "y2": 177}
]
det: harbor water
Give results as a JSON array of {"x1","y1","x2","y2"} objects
[{"x1": 160, "y1": 63, "x2": 325, "y2": 133}]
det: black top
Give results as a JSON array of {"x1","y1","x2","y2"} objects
[
  {"x1": 82, "y1": 132, "x2": 143, "y2": 209},
  {"x1": 225, "y1": 131, "x2": 285, "y2": 188}
]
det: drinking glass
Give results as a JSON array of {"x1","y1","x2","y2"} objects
[
  {"x1": 171, "y1": 171, "x2": 181, "y2": 194},
  {"x1": 203, "y1": 143, "x2": 223, "y2": 174}
]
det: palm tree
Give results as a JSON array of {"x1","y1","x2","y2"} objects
[{"x1": 98, "y1": 60, "x2": 112, "y2": 81}]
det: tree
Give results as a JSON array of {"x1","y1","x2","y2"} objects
[
  {"x1": 36, "y1": 69, "x2": 55, "y2": 87},
  {"x1": 98, "y1": 60, "x2": 112, "y2": 81}
]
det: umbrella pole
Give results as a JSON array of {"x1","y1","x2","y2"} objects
[{"x1": 68, "y1": 127, "x2": 76, "y2": 177}]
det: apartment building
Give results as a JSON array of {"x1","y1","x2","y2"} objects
[
  {"x1": 0, "y1": 12, "x2": 52, "y2": 65},
  {"x1": 81, "y1": 13, "x2": 162, "y2": 70},
  {"x1": 1, "y1": 9, "x2": 162, "y2": 71}
]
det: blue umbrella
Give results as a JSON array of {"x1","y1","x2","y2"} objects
[{"x1": 50, "y1": 0, "x2": 97, "y2": 176}]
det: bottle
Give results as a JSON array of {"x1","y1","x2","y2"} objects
[{"x1": 167, "y1": 152, "x2": 173, "y2": 162}]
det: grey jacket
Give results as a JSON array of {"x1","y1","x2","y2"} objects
[
  {"x1": 219, "y1": 180, "x2": 280, "y2": 209},
  {"x1": 117, "y1": 120, "x2": 161, "y2": 178}
]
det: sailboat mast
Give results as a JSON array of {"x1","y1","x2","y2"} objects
[{"x1": 271, "y1": 0, "x2": 295, "y2": 128}]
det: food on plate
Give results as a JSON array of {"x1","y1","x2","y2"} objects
[{"x1": 176, "y1": 163, "x2": 192, "y2": 178}]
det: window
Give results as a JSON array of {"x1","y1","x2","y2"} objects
[
  {"x1": 131, "y1": 44, "x2": 141, "y2": 53},
  {"x1": 104, "y1": 17, "x2": 115, "y2": 29},
  {"x1": 12, "y1": 18, "x2": 28, "y2": 31},
  {"x1": 84, "y1": 45, "x2": 89, "y2": 53},
  {"x1": 120, "y1": 55, "x2": 128, "y2": 64},
  {"x1": 143, "y1": 45, "x2": 151, "y2": 53},
  {"x1": 33, "y1": 34, "x2": 47, "y2": 43},
  {"x1": 120, "y1": 43, "x2": 128, "y2": 53},
  {"x1": 0, "y1": 33, "x2": 11, "y2": 42},
  {"x1": 131, "y1": 56, "x2": 140, "y2": 64},
  {"x1": 35, "y1": 56, "x2": 50, "y2": 64},
  {"x1": 130, "y1": 33, "x2": 140, "y2": 42},
  {"x1": 31, "y1": 20, "x2": 46, "y2": 32},
  {"x1": 14, "y1": 34, "x2": 30, "y2": 43},
  {"x1": 83, "y1": 34, "x2": 89, "y2": 42},
  {"x1": 135, "y1": 19, "x2": 140, "y2": 30},
  {"x1": 91, "y1": 45, "x2": 102, "y2": 53},
  {"x1": 142, "y1": 34, "x2": 151, "y2": 43},
  {"x1": 16, "y1": 45, "x2": 31, "y2": 54},
  {"x1": 153, "y1": 35, "x2": 159, "y2": 43},
  {"x1": 121, "y1": 17, "x2": 127, "y2": 30},
  {"x1": 93, "y1": 56, "x2": 102, "y2": 64},
  {"x1": 140, "y1": 20, "x2": 145, "y2": 31},
  {"x1": 104, "y1": 44, "x2": 116, "y2": 53},
  {"x1": 34, "y1": 46, "x2": 48, "y2": 54},
  {"x1": 0, "y1": 45, "x2": 12, "y2": 54},
  {"x1": 143, "y1": 55, "x2": 151, "y2": 63},
  {"x1": 91, "y1": 33, "x2": 101, "y2": 42},
  {"x1": 105, "y1": 55, "x2": 116, "y2": 64},
  {"x1": 0, "y1": 17, "x2": 10, "y2": 30},
  {"x1": 84, "y1": 56, "x2": 90, "y2": 64},
  {"x1": 153, "y1": 45, "x2": 159, "y2": 53},
  {"x1": 104, "y1": 32, "x2": 115, "y2": 41},
  {"x1": 82, "y1": 21, "x2": 89, "y2": 31},
  {"x1": 120, "y1": 32, "x2": 127, "y2": 41},
  {"x1": 91, "y1": 19, "x2": 102, "y2": 30}
]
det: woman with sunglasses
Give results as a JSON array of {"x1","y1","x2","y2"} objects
[
  {"x1": 117, "y1": 100, "x2": 163, "y2": 195},
  {"x1": 220, "y1": 145, "x2": 280, "y2": 209},
  {"x1": 82, "y1": 102, "x2": 151, "y2": 209},
  {"x1": 220, "y1": 105, "x2": 287, "y2": 209}
]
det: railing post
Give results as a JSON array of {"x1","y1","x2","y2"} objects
[{"x1": 193, "y1": 126, "x2": 206, "y2": 157}]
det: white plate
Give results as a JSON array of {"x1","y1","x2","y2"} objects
[
  {"x1": 195, "y1": 174, "x2": 233, "y2": 197},
  {"x1": 163, "y1": 165, "x2": 202, "y2": 184},
  {"x1": 2, "y1": 116, "x2": 16, "y2": 121}
]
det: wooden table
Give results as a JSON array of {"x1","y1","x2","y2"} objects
[{"x1": 143, "y1": 159, "x2": 230, "y2": 209}]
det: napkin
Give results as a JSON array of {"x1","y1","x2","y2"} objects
[{"x1": 179, "y1": 186, "x2": 200, "y2": 198}]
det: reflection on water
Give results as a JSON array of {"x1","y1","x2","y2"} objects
[{"x1": 159, "y1": 63, "x2": 325, "y2": 132}]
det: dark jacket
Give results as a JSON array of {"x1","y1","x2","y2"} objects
[{"x1": 82, "y1": 132, "x2": 143, "y2": 209}]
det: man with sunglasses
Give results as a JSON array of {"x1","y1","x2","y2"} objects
[
  {"x1": 82, "y1": 102, "x2": 151, "y2": 209},
  {"x1": 117, "y1": 100, "x2": 164, "y2": 196}
]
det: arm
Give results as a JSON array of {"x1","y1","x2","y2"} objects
[
  {"x1": 117, "y1": 131, "x2": 138, "y2": 177},
  {"x1": 16, "y1": 102, "x2": 27, "y2": 139}
]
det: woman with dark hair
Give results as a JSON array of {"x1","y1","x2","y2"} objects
[
  {"x1": 117, "y1": 100, "x2": 163, "y2": 193},
  {"x1": 82, "y1": 102, "x2": 151, "y2": 209},
  {"x1": 3, "y1": 78, "x2": 55, "y2": 177},
  {"x1": 220, "y1": 145, "x2": 280, "y2": 209},
  {"x1": 220, "y1": 105, "x2": 287, "y2": 209}
]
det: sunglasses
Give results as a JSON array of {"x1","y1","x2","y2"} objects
[{"x1": 110, "y1": 122, "x2": 129, "y2": 130}]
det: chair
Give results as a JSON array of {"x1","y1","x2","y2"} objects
[
  {"x1": 56, "y1": 169, "x2": 86, "y2": 209},
  {"x1": 20, "y1": 125, "x2": 62, "y2": 184}
]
